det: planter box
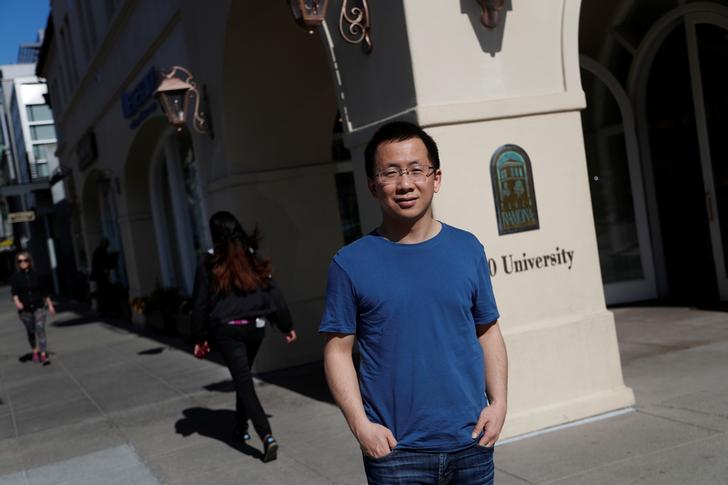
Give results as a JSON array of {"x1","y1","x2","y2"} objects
[
  {"x1": 174, "y1": 313, "x2": 193, "y2": 340},
  {"x1": 145, "y1": 309, "x2": 165, "y2": 332}
]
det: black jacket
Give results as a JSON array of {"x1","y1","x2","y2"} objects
[
  {"x1": 190, "y1": 255, "x2": 293, "y2": 341},
  {"x1": 10, "y1": 270, "x2": 49, "y2": 312}
]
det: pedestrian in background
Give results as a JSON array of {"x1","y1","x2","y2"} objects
[
  {"x1": 191, "y1": 211, "x2": 297, "y2": 463},
  {"x1": 11, "y1": 251, "x2": 56, "y2": 365}
]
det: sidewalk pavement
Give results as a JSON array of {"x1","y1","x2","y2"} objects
[{"x1": 0, "y1": 286, "x2": 726, "y2": 485}]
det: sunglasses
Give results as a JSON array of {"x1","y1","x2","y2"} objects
[{"x1": 17, "y1": 258, "x2": 30, "y2": 263}]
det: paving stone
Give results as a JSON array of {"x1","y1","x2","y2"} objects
[
  {"x1": 23, "y1": 444, "x2": 160, "y2": 485},
  {"x1": 53, "y1": 346, "x2": 132, "y2": 375},
  {"x1": 72, "y1": 361, "x2": 180, "y2": 413},
  {"x1": 147, "y1": 439, "x2": 334, "y2": 485},
  {"x1": 495, "y1": 411, "x2": 719, "y2": 484},
  {"x1": 0, "y1": 439, "x2": 24, "y2": 476},
  {"x1": 551, "y1": 432, "x2": 728, "y2": 485},
  {"x1": 17, "y1": 419, "x2": 125, "y2": 469},
  {"x1": 109, "y1": 397, "x2": 203, "y2": 459},
  {"x1": 0, "y1": 471, "x2": 29, "y2": 485},
  {"x1": 1, "y1": 361, "x2": 66, "y2": 391},
  {"x1": 0, "y1": 414, "x2": 15, "y2": 441},
  {"x1": 13, "y1": 397, "x2": 102, "y2": 437},
  {"x1": 4, "y1": 375, "x2": 83, "y2": 414},
  {"x1": 154, "y1": 363, "x2": 231, "y2": 395},
  {"x1": 493, "y1": 469, "x2": 535, "y2": 485}
]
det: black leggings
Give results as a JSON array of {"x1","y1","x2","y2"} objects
[{"x1": 211, "y1": 324, "x2": 270, "y2": 439}]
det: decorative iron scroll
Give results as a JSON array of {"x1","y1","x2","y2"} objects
[
  {"x1": 339, "y1": 0, "x2": 373, "y2": 53},
  {"x1": 477, "y1": 0, "x2": 506, "y2": 29}
]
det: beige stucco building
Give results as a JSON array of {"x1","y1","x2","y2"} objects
[{"x1": 37, "y1": 0, "x2": 728, "y2": 439}]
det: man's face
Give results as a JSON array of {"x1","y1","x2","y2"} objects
[{"x1": 367, "y1": 137, "x2": 441, "y2": 223}]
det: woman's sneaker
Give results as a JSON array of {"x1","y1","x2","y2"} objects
[
  {"x1": 232, "y1": 427, "x2": 251, "y2": 441},
  {"x1": 40, "y1": 352, "x2": 50, "y2": 365},
  {"x1": 32, "y1": 351, "x2": 39, "y2": 363},
  {"x1": 262, "y1": 435, "x2": 278, "y2": 463}
]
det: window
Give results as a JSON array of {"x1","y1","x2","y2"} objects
[
  {"x1": 27, "y1": 104, "x2": 53, "y2": 122},
  {"x1": 61, "y1": 16, "x2": 79, "y2": 88},
  {"x1": 31, "y1": 162, "x2": 49, "y2": 179},
  {"x1": 33, "y1": 143, "x2": 57, "y2": 162},
  {"x1": 76, "y1": 0, "x2": 98, "y2": 62},
  {"x1": 334, "y1": 172, "x2": 362, "y2": 244},
  {"x1": 30, "y1": 125, "x2": 56, "y2": 141}
]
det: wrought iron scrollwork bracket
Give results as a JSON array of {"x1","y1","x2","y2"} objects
[{"x1": 339, "y1": 0, "x2": 373, "y2": 53}]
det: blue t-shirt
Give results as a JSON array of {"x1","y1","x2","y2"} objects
[{"x1": 319, "y1": 223, "x2": 500, "y2": 452}]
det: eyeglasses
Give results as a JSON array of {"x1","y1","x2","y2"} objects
[
  {"x1": 17, "y1": 258, "x2": 29, "y2": 264},
  {"x1": 375, "y1": 165, "x2": 436, "y2": 185}
]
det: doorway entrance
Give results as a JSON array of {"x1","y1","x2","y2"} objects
[{"x1": 642, "y1": 11, "x2": 728, "y2": 302}]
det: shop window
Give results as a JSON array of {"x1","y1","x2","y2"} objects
[
  {"x1": 30, "y1": 125, "x2": 56, "y2": 141},
  {"x1": 33, "y1": 143, "x2": 57, "y2": 162},
  {"x1": 335, "y1": 171, "x2": 362, "y2": 245},
  {"x1": 27, "y1": 104, "x2": 53, "y2": 122},
  {"x1": 331, "y1": 113, "x2": 361, "y2": 244}
]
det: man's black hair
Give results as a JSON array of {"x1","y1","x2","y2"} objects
[{"x1": 364, "y1": 121, "x2": 440, "y2": 178}]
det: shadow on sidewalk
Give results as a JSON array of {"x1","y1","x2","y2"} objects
[
  {"x1": 50, "y1": 299, "x2": 336, "y2": 404},
  {"x1": 258, "y1": 361, "x2": 334, "y2": 404},
  {"x1": 18, "y1": 352, "x2": 33, "y2": 363},
  {"x1": 175, "y1": 407, "x2": 263, "y2": 459},
  {"x1": 52, "y1": 315, "x2": 100, "y2": 327}
]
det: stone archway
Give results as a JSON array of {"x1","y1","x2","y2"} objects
[
  {"x1": 121, "y1": 115, "x2": 169, "y2": 297},
  {"x1": 217, "y1": 2, "x2": 353, "y2": 371},
  {"x1": 123, "y1": 115, "x2": 208, "y2": 297}
]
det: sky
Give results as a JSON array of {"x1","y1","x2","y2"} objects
[{"x1": 0, "y1": 0, "x2": 50, "y2": 65}]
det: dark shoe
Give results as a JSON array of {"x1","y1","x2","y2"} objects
[
  {"x1": 262, "y1": 435, "x2": 278, "y2": 463},
  {"x1": 232, "y1": 427, "x2": 251, "y2": 441}
]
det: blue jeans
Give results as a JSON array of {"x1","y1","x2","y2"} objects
[{"x1": 363, "y1": 444, "x2": 494, "y2": 484}]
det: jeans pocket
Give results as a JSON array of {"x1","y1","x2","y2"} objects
[{"x1": 364, "y1": 449, "x2": 398, "y2": 462}]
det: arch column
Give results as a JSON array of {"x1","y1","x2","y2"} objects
[
  {"x1": 323, "y1": 0, "x2": 634, "y2": 438},
  {"x1": 163, "y1": 136, "x2": 196, "y2": 295}
]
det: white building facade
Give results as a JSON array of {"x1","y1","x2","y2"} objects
[{"x1": 37, "y1": 0, "x2": 728, "y2": 439}]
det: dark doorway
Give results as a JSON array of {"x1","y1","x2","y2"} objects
[{"x1": 646, "y1": 23, "x2": 718, "y2": 303}]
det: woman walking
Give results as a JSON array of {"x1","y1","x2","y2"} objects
[
  {"x1": 10, "y1": 252, "x2": 56, "y2": 364},
  {"x1": 191, "y1": 211, "x2": 297, "y2": 463}
]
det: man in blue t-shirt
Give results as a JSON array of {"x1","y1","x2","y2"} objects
[{"x1": 320, "y1": 121, "x2": 508, "y2": 484}]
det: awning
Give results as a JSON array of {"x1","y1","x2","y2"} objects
[
  {"x1": 0, "y1": 181, "x2": 51, "y2": 197},
  {"x1": 0, "y1": 238, "x2": 15, "y2": 252}
]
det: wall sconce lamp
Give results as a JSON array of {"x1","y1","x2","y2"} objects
[
  {"x1": 289, "y1": 0, "x2": 329, "y2": 34},
  {"x1": 289, "y1": 0, "x2": 373, "y2": 53},
  {"x1": 477, "y1": 0, "x2": 506, "y2": 29},
  {"x1": 154, "y1": 66, "x2": 210, "y2": 135}
]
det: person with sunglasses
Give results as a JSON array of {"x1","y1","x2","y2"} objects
[
  {"x1": 320, "y1": 121, "x2": 508, "y2": 484},
  {"x1": 10, "y1": 251, "x2": 56, "y2": 364}
]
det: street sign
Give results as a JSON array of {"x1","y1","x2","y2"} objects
[{"x1": 9, "y1": 210, "x2": 36, "y2": 223}]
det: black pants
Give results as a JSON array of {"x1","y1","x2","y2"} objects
[{"x1": 211, "y1": 324, "x2": 270, "y2": 439}]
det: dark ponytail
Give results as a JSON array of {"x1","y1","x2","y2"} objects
[{"x1": 208, "y1": 211, "x2": 272, "y2": 294}]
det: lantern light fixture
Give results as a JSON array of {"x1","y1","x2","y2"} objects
[
  {"x1": 289, "y1": 0, "x2": 329, "y2": 34},
  {"x1": 477, "y1": 0, "x2": 506, "y2": 29},
  {"x1": 154, "y1": 66, "x2": 209, "y2": 134}
]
